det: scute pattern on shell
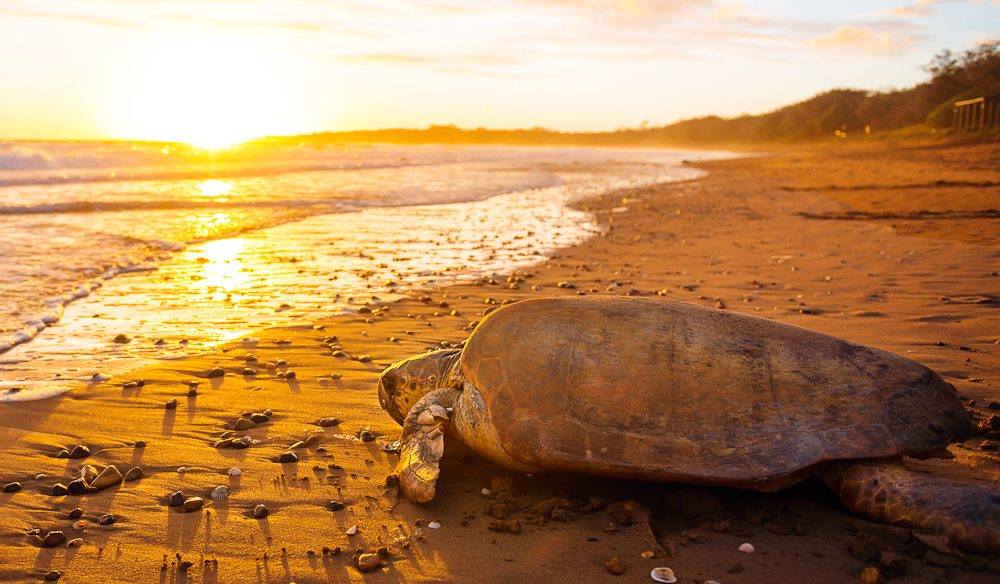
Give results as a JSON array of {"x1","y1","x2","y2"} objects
[{"x1": 459, "y1": 296, "x2": 970, "y2": 486}]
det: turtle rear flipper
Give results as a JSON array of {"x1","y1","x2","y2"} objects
[
  {"x1": 395, "y1": 388, "x2": 457, "y2": 503},
  {"x1": 823, "y1": 459, "x2": 1000, "y2": 555}
]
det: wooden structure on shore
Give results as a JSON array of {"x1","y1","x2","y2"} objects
[{"x1": 953, "y1": 96, "x2": 999, "y2": 131}]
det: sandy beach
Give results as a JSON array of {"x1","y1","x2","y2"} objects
[{"x1": 1, "y1": 141, "x2": 998, "y2": 584}]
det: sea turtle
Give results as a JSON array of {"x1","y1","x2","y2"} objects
[{"x1": 377, "y1": 296, "x2": 999, "y2": 554}]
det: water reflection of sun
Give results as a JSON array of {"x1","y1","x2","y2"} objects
[
  {"x1": 197, "y1": 179, "x2": 233, "y2": 198},
  {"x1": 186, "y1": 211, "x2": 234, "y2": 240},
  {"x1": 193, "y1": 238, "x2": 249, "y2": 301}
]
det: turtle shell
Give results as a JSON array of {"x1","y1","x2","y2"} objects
[{"x1": 459, "y1": 296, "x2": 971, "y2": 486}]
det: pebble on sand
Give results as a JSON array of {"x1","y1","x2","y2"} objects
[
  {"x1": 738, "y1": 543, "x2": 755, "y2": 554},
  {"x1": 52, "y1": 483, "x2": 68, "y2": 496},
  {"x1": 124, "y1": 467, "x2": 143, "y2": 482},
  {"x1": 604, "y1": 556, "x2": 627, "y2": 575},
  {"x1": 68, "y1": 445, "x2": 91, "y2": 459},
  {"x1": 650, "y1": 567, "x2": 678, "y2": 583},
  {"x1": 279, "y1": 451, "x2": 298, "y2": 463},
  {"x1": 44, "y1": 570, "x2": 61, "y2": 581},
  {"x1": 41, "y1": 531, "x2": 66, "y2": 547},
  {"x1": 3, "y1": 482, "x2": 22, "y2": 493},
  {"x1": 66, "y1": 538, "x2": 83, "y2": 548},
  {"x1": 210, "y1": 485, "x2": 229, "y2": 500},
  {"x1": 182, "y1": 497, "x2": 204, "y2": 512},
  {"x1": 253, "y1": 504, "x2": 269, "y2": 518},
  {"x1": 113, "y1": 334, "x2": 131, "y2": 344},
  {"x1": 68, "y1": 508, "x2": 83, "y2": 519},
  {"x1": 98, "y1": 514, "x2": 115, "y2": 525},
  {"x1": 355, "y1": 553, "x2": 382, "y2": 573},
  {"x1": 227, "y1": 467, "x2": 242, "y2": 477},
  {"x1": 207, "y1": 367, "x2": 226, "y2": 378},
  {"x1": 427, "y1": 521, "x2": 441, "y2": 529},
  {"x1": 167, "y1": 491, "x2": 185, "y2": 507},
  {"x1": 90, "y1": 465, "x2": 123, "y2": 490},
  {"x1": 346, "y1": 525, "x2": 358, "y2": 536}
]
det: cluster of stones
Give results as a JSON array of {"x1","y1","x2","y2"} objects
[
  {"x1": 213, "y1": 410, "x2": 272, "y2": 449},
  {"x1": 167, "y1": 490, "x2": 205, "y2": 512}
]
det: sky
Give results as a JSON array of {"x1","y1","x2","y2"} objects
[{"x1": 0, "y1": 0, "x2": 997, "y2": 145}]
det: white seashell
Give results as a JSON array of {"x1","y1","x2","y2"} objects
[
  {"x1": 427, "y1": 521, "x2": 441, "y2": 529},
  {"x1": 227, "y1": 467, "x2": 242, "y2": 477},
  {"x1": 650, "y1": 567, "x2": 677, "y2": 583},
  {"x1": 738, "y1": 543, "x2": 755, "y2": 554},
  {"x1": 346, "y1": 525, "x2": 358, "y2": 536},
  {"x1": 210, "y1": 485, "x2": 229, "y2": 500}
]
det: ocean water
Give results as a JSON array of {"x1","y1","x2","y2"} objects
[{"x1": 0, "y1": 141, "x2": 720, "y2": 400}]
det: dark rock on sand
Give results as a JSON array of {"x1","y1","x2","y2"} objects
[
  {"x1": 98, "y1": 513, "x2": 116, "y2": 525},
  {"x1": 44, "y1": 570, "x2": 61, "y2": 581},
  {"x1": 52, "y1": 483, "x2": 68, "y2": 496},
  {"x1": 318, "y1": 417, "x2": 340, "y2": 427},
  {"x1": 41, "y1": 531, "x2": 66, "y2": 547},
  {"x1": 328, "y1": 500, "x2": 345, "y2": 511},
  {"x1": 68, "y1": 445, "x2": 90, "y2": 459},
  {"x1": 253, "y1": 504, "x2": 269, "y2": 518},
  {"x1": 279, "y1": 451, "x2": 298, "y2": 463},
  {"x1": 67, "y1": 478, "x2": 90, "y2": 495},
  {"x1": 3, "y1": 482, "x2": 22, "y2": 493},
  {"x1": 68, "y1": 508, "x2": 83, "y2": 519},
  {"x1": 124, "y1": 467, "x2": 143, "y2": 481},
  {"x1": 249, "y1": 412, "x2": 269, "y2": 424},
  {"x1": 207, "y1": 367, "x2": 225, "y2": 378},
  {"x1": 164, "y1": 399, "x2": 178, "y2": 409},
  {"x1": 167, "y1": 491, "x2": 185, "y2": 507}
]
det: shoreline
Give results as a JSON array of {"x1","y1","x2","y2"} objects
[{"x1": 0, "y1": 141, "x2": 997, "y2": 583}]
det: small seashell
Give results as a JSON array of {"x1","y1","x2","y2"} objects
[
  {"x1": 650, "y1": 567, "x2": 677, "y2": 583},
  {"x1": 227, "y1": 467, "x2": 242, "y2": 477},
  {"x1": 738, "y1": 542, "x2": 755, "y2": 554},
  {"x1": 345, "y1": 525, "x2": 358, "y2": 536},
  {"x1": 427, "y1": 521, "x2": 441, "y2": 529}
]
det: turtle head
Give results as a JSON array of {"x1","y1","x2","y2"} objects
[{"x1": 378, "y1": 348, "x2": 462, "y2": 424}]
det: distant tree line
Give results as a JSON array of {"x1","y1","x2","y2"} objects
[{"x1": 265, "y1": 41, "x2": 998, "y2": 146}]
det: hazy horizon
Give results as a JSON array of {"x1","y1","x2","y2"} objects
[{"x1": 1, "y1": 0, "x2": 997, "y2": 147}]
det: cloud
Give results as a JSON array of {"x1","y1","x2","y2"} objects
[
  {"x1": 889, "y1": 0, "x2": 943, "y2": 16},
  {"x1": 810, "y1": 25, "x2": 914, "y2": 55}
]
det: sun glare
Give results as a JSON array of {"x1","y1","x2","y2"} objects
[
  {"x1": 105, "y1": 36, "x2": 312, "y2": 148},
  {"x1": 197, "y1": 179, "x2": 234, "y2": 197}
]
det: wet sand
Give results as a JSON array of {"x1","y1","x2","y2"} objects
[{"x1": 1, "y1": 141, "x2": 998, "y2": 583}]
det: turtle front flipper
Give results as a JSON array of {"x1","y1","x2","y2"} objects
[
  {"x1": 822, "y1": 459, "x2": 1000, "y2": 554},
  {"x1": 395, "y1": 387, "x2": 458, "y2": 503}
]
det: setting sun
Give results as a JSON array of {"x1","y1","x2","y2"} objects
[{"x1": 103, "y1": 35, "x2": 312, "y2": 147}]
